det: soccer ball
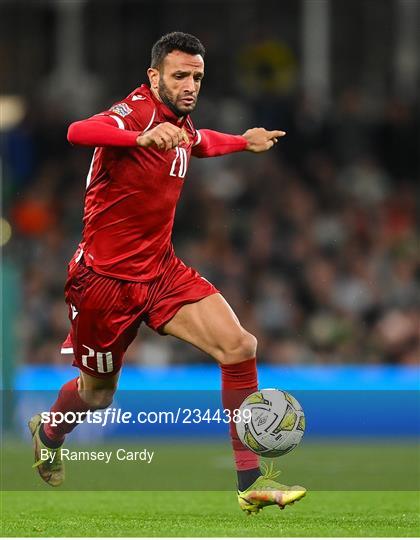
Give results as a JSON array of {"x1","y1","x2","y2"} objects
[{"x1": 236, "y1": 389, "x2": 305, "y2": 457}]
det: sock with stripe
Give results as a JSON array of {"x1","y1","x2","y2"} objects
[
  {"x1": 41, "y1": 377, "x2": 91, "y2": 446},
  {"x1": 220, "y1": 357, "x2": 261, "y2": 490}
]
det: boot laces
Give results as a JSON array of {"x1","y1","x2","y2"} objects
[{"x1": 261, "y1": 461, "x2": 281, "y2": 481}]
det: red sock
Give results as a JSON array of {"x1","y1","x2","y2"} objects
[
  {"x1": 221, "y1": 358, "x2": 259, "y2": 471},
  {"x1": 43, "y1": 377, "x2": 91, "y2": 443}
]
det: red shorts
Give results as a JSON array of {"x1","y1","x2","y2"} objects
[{"x1": 60, "y1": 255, "x2": 218, "y2": 378}]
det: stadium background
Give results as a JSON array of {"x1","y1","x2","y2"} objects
[
  {"x1": 1, "y1": 0, "x2": 419, "y2": 394},
  {"x1": 2, "y1": 5, "x2": 419, "y2": 537}
]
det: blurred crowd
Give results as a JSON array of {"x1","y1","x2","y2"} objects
[{"x1": 3, "y1": 87, "x2": 419, "y2": 366}]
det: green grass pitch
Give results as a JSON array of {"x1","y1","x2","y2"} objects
[
  {"x1": 2, "y1": 490, "x2": 419, "y2": 537},
  {"x1": 1, "y1": 439, "x2": 419, "y2": 536}
]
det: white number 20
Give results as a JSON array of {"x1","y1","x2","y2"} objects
[
  {"x1": 169, "y1": 147, "x2": 188, "y2": 178},
  {"x1": 82, "y1": 345, "x2": 113, "y2": 373}
]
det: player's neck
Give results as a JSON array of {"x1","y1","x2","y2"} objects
[{"x1": 150, "y1": 86, "x2": 162, "y2": 104}]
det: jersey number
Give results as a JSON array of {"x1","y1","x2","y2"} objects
[
  {"x1": 82, "y1": 345, "x2": 113, "y2": 373},
  {"x1": 169, "y1": 147, "x2": 187, "y2": 178}
]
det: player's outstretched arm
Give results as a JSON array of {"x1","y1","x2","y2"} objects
[
  {"x1": 192, "y1": 128, "x2": 286, "y2": 158},
  {"x1": 69, "y1": 116, "x2": 189, "y2": 150}
]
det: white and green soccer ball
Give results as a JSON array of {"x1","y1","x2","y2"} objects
[{"x1": 236, "y1": 388, "x2": 305, "y2": 457}]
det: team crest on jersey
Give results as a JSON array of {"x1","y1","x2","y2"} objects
[{"x1": 110, "y1": 103, "x2": 133, "y2": 117}]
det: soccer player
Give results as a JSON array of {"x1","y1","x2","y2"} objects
[{"x1": 29, "y1": 32, "x2": 306, "y2": 513}]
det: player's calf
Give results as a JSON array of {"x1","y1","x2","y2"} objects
[
  {"x1": 29, "y1": 374, "x2": 118, "y2": 486},
  {"x1": 220, "y1": 356, "x2": 261, "y2": 492}
]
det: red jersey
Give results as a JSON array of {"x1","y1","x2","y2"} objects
[{"x1": 69, "y1": 84, "x2": 247, "y2": 282}]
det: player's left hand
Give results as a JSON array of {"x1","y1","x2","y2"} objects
[{"x1": 242, "y1": 128, "x2": 286, "y2": 152}]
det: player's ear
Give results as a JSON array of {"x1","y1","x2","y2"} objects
[{"x1": 147, "y1": 67, "x2": 160, "y2": 90}]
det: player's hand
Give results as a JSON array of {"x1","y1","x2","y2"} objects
[
  {"x1": 136, "y1": 122, "x2": 189, "y2": 151},
  {"x1": 242, "y1": 128, "x2": 286, "y2": 152}
]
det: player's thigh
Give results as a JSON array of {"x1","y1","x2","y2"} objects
[
  {"x1": 65, "y1": 263, "x2": 143, "y2": 387},
  {"x1": 162, "y1": 293, "x2": 257, "y2": 364}
]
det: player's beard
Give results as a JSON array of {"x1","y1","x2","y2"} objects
[{"x1": 158, "y1": 78, "x2": 197, "y2": 117}]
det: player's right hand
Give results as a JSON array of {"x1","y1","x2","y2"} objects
[{"x1": 136, "y1": 122, "x2": 189, "y2": 151}]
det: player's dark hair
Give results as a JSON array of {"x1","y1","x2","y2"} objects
[{"x1": 151, "y1": 31, "x2": 205, "y2": 68}]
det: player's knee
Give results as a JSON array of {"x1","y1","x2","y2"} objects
[
  {"x1": 78, "y1": 371, "x2": 119, "y2": 409},
  {"x1": 81, "y1": 387, "x2": 116, "y2": 409},
  {"x1": 217, "y1": 331, "x2": 258, "y2": 365}
]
